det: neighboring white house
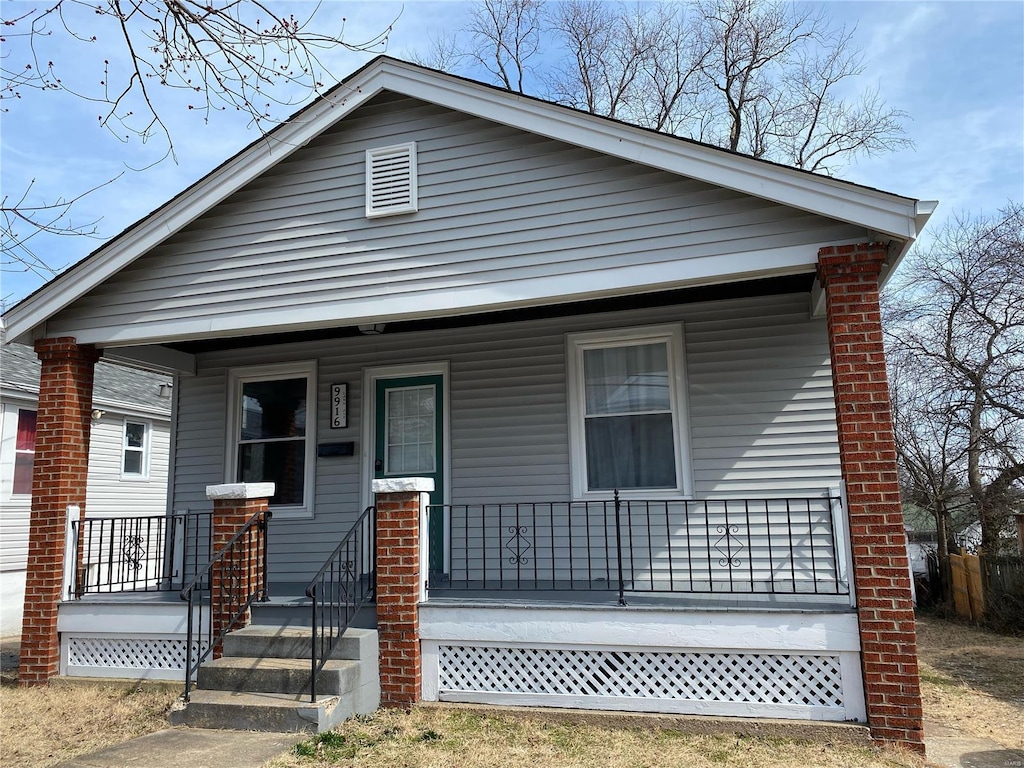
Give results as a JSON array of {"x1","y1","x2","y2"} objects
[{"x1": 0, "y1": 341, "x2": 173, "y2": 635}]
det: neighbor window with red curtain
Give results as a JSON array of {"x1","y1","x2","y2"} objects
[{"x1": 13, "y1": 409, "x2": 37, "y2": 495}]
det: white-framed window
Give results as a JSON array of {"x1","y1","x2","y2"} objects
[
  {"x1": 12, "y1": 408, "x2": 37, "y2": 495},
  {"x1": 365, "y1": 142, "x2": 418, "y2": 218},
  {"x1": 226, "y1": 361, "x2": 317, "y2": 518},
  {"x1": 567, "y1": 324, "x2": 692, "y2": 500},
  {"x1": 121, "y1": 419, "x2": 151, "y2": 479}
]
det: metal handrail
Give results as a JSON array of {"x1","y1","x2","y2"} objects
[
  {"x1": 180, "y1": 508, "x2": 271, "y2": 702},
  {"x1": 305, "y1": 506, "x2": 376, "y2": 702}
]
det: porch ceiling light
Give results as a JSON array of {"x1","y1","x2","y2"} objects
[{"x1": 358, "y1": 323, "x2": 387, "y2": 335}]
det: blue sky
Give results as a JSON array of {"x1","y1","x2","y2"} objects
[{"x1": 1, "y1": 0, "x2": 1022, "y2": 309}]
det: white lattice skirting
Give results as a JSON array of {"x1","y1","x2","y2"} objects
[
  {"x1": 62, "y1": 634, "x2": 207, "y2": 681},
  {"x1": 435, "y1": 644, "x2": 854, "y2": 720}
]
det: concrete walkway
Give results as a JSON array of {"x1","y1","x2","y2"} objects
[
  {"x1": 54, "y1": 728, "x2": 304, "y2": 768},
  {"x1": 924, "y1": 721, "x2": 1024, "y2": 768},
  {"x1": 49, "y1": 717, "x2": 1024, "y2": 768}
]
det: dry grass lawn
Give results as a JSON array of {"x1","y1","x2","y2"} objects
[
  {"x1": 0, "y1": 636, "x2": 179, "y2": 768},
  {"x1": 1, "y1": 614, "x2": 1021, "y2": 768},
  {"x1": 915, "y1": 614, "x2": 1024, "y2": 750},
  {"x1": 268, "y1": 707, "x2": 921, "y2": 768}
]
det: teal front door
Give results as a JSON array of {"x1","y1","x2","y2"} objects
[{"x1": 374, "y1": 375, "x2": 445, "y2": 576}]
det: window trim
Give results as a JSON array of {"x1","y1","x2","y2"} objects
[
  {"x1": 566, "y1": 324, "x2": 693, "y2": 501},
  {"x1": 120, "y1": 417, "x2": 152, "y2": 480},
  {"x1": 365, "y1": 141, "x2": 418, "y2": 218},
  {"x1": 226, "y1": 361, "x2": 317, "y2": 519}
]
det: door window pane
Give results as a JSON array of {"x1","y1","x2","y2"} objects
[{"x1": 386, "y1": 385, "x2": 436, "y2": 474}]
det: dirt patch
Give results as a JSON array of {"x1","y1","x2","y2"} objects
[
  {"x1": 1, "y1": 634, "x2": 20, "y2": 685},
  {"x1": 916, "y1": 614, "x2": 1024, "y2": 750}
]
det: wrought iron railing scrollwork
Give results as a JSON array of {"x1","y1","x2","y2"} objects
[
  {"x1": 71, "y1": 511, "x2": 214, "y2": 596},
  {"x1": 431, "y1": 494, "x2": 848, "y2": 598},
  {"x1": 306, "y1": 506, "x2": 376, "y2": 702},
  {"x1": 180, "y1": 508, "x2": 271, "y2": 702}
]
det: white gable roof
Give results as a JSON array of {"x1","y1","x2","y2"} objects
[{"x1": 3, "y1": 56, "x2": 934, "y2": 344}]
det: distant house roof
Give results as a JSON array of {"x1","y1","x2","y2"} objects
[{"x1": 0, "y1": 342, "x2": 172, "y2": 416}]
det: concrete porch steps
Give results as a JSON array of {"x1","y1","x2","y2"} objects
[{"x1": 171, "y1": 625, "x2": 380, "y2": 733}]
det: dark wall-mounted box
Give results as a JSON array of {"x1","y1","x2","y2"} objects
[{"x1": 317, "y1": 441, "x2": 355, "y2": 458}]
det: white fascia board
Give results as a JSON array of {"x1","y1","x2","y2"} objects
[
  {"x1": 377, "y1": 60, "x2": 922, "y2": 241},
  {"x1": 56, "y1": 241, "x2": 831, "y2": 346},
  {"x1": 882, "y1": 199, "x2": 939, "y2": 286},
  {"x1": 3, "y1": 80, "x2": 386, "y2": 344}
]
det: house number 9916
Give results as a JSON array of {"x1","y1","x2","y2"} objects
[{"x1": 331, "y1": 383, "x2": 348, "y2": 429}]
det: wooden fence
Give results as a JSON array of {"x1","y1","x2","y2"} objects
[
  {"x1": 948, "y1": 550, "x2": 1024, "y2": 627},
  {"x1": 949, "y1": 550, "x2": 984, "y2": 620}
]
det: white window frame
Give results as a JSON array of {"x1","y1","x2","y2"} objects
[
  {"x1": 226, "y1": 361, "x2": 317, "y2": 519},
  {"x1": 566, "y1": 324, "x2": 693, "y2": 501},
  {"x1": 120, "y1": 418, "x2": 152, "y2": 480},
  {"x1": 365, "y1": 142, "x2": 418, "y2": 218}
]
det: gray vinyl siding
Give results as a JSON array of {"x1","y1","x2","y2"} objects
[
  {"x1": 171, "y1": 292, "x2": 840, "y2": 583},
  {"x1": 48, "y1": 93, "x2": 868, "y2": 342}
]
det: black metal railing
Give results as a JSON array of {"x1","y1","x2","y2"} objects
[
  {"x1": 180, "y1": 508, "x2": 271, "y2": 701},
  {"x1": 306, "y1": 506, "x2": 376, "y2": 702},
  {"x1": 430, "y1": 494, "x2": 848, "y2": 601},
  {"x1": 73, "y1": 511, "x2": 214, "y2": 596}
]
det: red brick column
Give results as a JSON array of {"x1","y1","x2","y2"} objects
[
  {"x1": 19, "y1": 338, "x2": 101, "y2": 686},
  {"x1": 373, "y1": 477, "x2": 432, "y2": 707},
  {"x1": 206, "y1": 483, "x2": 274, "y2": 656},
  {"x1": 818, "y1": 244, "x2": 924, "y2": 754}
]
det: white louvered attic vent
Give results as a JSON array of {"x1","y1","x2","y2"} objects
[{"x1": 366, "y1": 142, "x2": 418, "y2": 218}]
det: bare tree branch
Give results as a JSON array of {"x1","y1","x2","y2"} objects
[
  {"x1": 445, "y1": 0, "x2": 910, "y2": 174},
  {"x1": 1, "y1": 176, "x2": 121, "y2": 296},
  {"x1": 886, "y1": 202, "x2": 1024, "y2": 555},
  {"x1": 1, "y1": 0, "x2": 395, "y2": 277},
  {"x1": 466, "y1": 0, "x2": 543, "y2": 93}
]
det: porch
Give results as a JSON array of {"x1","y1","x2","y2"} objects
[{"x1": 54, "y1": 487, "x2": 864, "y2": 723}]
